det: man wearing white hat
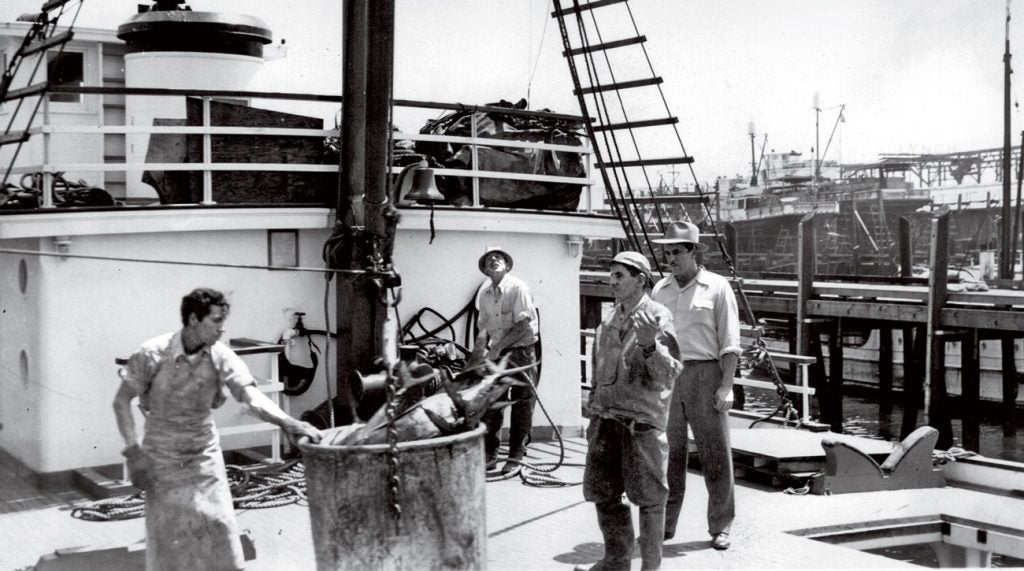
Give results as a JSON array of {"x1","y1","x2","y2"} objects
[
  {"x1": 579, "y1": 251, "x2": 682, "y2": 571},
  {"x1": 651, "y1": 221, "x2": 741, "y2": 551},
  {"x1": 471, "y1": 246, "x2": 539, "y2": 474}
]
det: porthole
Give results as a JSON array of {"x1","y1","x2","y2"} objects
[
  {"x1": 19, "y1": 349, "x2": 29, "y2": 387},
  {"x1": 18, "y1": 258, "x2": 27, "y2": 294}
]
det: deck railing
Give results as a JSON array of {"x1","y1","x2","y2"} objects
[{"x1": 1, "y1": 86, "x2": 595, "y2": 213}]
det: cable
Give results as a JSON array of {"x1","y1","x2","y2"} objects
[
  {"x1": 323, "y1": 276, "x2": 335, "y2": 428},
  {"x1": 485, "y1": 362, "x2": 583, "y2": 487},
  {"x1": 526, "y1": 0, "x2": 551, "y2": 105},
  {"x1": 0, "y1": 247, "x2": 386, "y2": 275}
]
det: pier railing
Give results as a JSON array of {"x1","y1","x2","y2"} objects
[{"x1": 0, "y1": 86, "x2": 596, "y2": 213}]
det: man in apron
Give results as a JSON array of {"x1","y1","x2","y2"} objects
[{"x1": 113, "y1": 287, "x2": 323, "y2": 570}]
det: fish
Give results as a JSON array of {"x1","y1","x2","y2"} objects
[{"x1": 326, "y1": 356, "x2": 537, "y2": 446}]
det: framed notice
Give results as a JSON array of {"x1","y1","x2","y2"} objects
[{"x1": 268, "y1": 230, "x2": 299, "y2": 268}]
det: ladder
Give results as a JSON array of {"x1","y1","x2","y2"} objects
[
  {"x1": 553, "y1": 1, "x2": 802, "y2": 425},
  {"x1": 0, "y1": 0, "x2": 82, "y2": 204},
  {"x1": 551, "y1": 0, "x2": 718, "y2": 272}
]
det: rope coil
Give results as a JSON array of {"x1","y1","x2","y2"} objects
[{"x1": 69, "y1": 460, "x2": 309, "y2": 522}]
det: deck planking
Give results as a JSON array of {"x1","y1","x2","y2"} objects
[{"x1": 3, "y1": 433, "x2": 1023, "y2": 570}]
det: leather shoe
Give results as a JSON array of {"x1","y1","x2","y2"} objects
[
  {"x1": 500, "y1": 459, "x2": 521, "y2": 475},
  {"x1": 710, "y1": 532, "x2": 730, "y2": 550},
  {"x1": 485, "y1": 456, "x2": 498, "y2": 471},
  {"x1": 573, "y1": 558, "x2": 631, "y2": 571},
  {"x1": 663, "y1": 530, "x2": 674, "y2": 541}
]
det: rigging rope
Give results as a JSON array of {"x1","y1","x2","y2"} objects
[{"x1": 554, "y1": 0, "x2": 800, "y2": 425}]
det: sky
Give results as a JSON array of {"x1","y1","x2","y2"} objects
[{"x1": 6, "y1": 0, "x2": 1024, "y2": 183}]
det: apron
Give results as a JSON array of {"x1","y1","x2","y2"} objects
[{"x1": 141, "y1": 349, "x2": 244, "y2": 571}]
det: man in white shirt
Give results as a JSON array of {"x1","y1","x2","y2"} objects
[
  {"x1": 651, "y1": 221, "x2": 741, "y2": 551},
  {"x1": 470, "y1": 246, "x2": 539, "y2": 475}
]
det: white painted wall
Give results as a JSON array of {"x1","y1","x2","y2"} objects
[{"x1": 0, "y1": 208, "x2": 624, "y2": 474}]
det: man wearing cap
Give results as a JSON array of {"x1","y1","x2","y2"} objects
[
  {"x1": 651, "y1": 221, "x2": 742, "y2": 551},
  {"x1": 579, "y1": 251, "x2": 683, "y2": 571},
  {"x1": 470, "y1": 246, "x2": 539, "y2": 475}
]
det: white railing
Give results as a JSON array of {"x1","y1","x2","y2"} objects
[{"x1": 3, "y1": 88, "x2": 596, "y2": 212}]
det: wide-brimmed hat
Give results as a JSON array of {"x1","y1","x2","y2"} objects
[
  {"x1": 610, "y1": 251, "x2": 652, "y2": 282},
  {"x1": 651, "y1": 221, "x2": 709, "y2": 252},
  {"x1": 478, "y1": 246, "x2": 513, "y2": 273}
]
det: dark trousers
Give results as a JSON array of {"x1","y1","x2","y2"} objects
[
  {"x1": 583, "y1": 417, "x2": 668, "y2": 570},
  {"x1": 483, "y1": 344, "x2": 537, "y2": 460},
  {"x1": 664, "y1": 360, "x2": 735, "y2": 537}
]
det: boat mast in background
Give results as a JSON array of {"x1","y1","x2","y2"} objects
[
  {"x1": 814, "y1": 92, "x2": 821, "y2": 188},
  {"x1": 1002, "y1": 0, "x2": 1013, "y2": 279},
  {"x1": 748, "y1": 121, "x2": 758, "y2": 186}
]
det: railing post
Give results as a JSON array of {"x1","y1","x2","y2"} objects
[
  {"x1": 583, "y1": 144, "x2": 593, "y2": 213},
  {"x1": 796, "y1": 212, "x2": 815, "y2": 357},
  {"x1": 924, "y1": 209, "x2": 953, "y2": 447},
  {"x1": 201, "y1": 96, "x2": 214, "y2": 205},
  {"x1": 470, "y1": 111, "x2": 480, "y2": 207},
  {"x1": 41, "y1": 96, "x2": 54, "y2": 208}
]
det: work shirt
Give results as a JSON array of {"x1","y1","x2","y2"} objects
[
  {"x1": 475, "y1": 273, "x2": 538, "y2": 348},
  {"x1": 652, "y1": 267, "x2": 742, "y2": 361},
  {"x1": 588, "y1": 294, "x2": 683, "y2": 430}
]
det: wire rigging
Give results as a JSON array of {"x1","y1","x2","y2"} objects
[{"x1": 553, "y1": 0, "x2": 799, "y2": 426}]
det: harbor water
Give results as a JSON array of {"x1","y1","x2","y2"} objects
[{"x1": 742, "y1": 386, "x2": 1024, "y2": 463}]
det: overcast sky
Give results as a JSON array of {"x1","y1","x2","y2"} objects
[{"x1": 6, "y1": 0, "x2": 1024, "y2": 183}]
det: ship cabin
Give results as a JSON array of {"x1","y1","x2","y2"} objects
[{"x1": 0, "y1": 7, "x2": 623, "y2": 483}]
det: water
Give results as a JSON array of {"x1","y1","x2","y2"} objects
[{"x1": 740, "y1": 386, "x2": 1024, "y2": 463}]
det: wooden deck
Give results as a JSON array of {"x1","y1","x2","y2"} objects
[{"x1": 2, "y1": 431, "x2": 1023, "y2": 570}]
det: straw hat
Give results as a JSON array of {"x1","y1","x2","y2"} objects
[
  {"x1": 478, "y1": 246, "x2": 513, "y2": 273},
  {"x1": 651, "y1": 221, "x2": 709, "y2": 252}
]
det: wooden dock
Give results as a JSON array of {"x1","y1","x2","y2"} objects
[{"x1": 581, "y1": 210, "x2": 1024, "y2": 457}]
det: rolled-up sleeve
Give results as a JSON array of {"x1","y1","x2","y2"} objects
[
  {"x1": 213, "y1": 344, "x2": 257, "y2": 403},
  {"x1": 716, "y1": 283, "x2": 742, "y2": 357},
  {"x1": 118, "y1": 348, "x2": 157, "y2": 398},
  {"x1": 510, "y1": 282, "x2": 535, "y2": 324}
]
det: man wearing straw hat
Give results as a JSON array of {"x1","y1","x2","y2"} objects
[
  {"x1": 470, "y1": 246, "x2": 539, "y2": 475},
  {"x1": 579, "y1": 251, "x2": 682, "y2": 571},
  {"x1": 652, "y1": 221, "x2": 741, "y2": 551}
]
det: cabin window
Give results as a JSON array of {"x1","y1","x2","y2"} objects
[{"x1": 47, "y1": 51, "x2": 84, "y2": 103}]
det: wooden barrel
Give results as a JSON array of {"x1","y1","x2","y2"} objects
[{"x1": 299, "y1": 425, "x2": 486, "y2": 570}]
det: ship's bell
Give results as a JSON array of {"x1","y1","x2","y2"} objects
[{"x1": 404, "y1": 164, "x2": 445, "y2": 204}]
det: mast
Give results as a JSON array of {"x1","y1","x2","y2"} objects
[
  {"x1": 748, "y1": 121, "x2": 757, "y2": 185},
  {"x1": 1002, "y1": 2, "x2": 1013, "y2": 279},
  {"x1": 813, "y1": 92, "x2": 821, "y2": 187}
]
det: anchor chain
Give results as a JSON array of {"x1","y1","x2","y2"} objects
[
  {"x1": 384, "y1": 363, "x2": 402, "y2": 524},
  {"x1": 376, "y1": 279, "x2": 403, "y2": 527}
]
